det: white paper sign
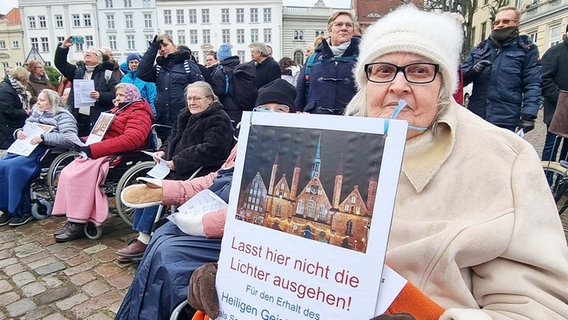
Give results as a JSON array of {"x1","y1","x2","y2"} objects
[
  {"x1": 7, "y1": 122, "x2": 54, "y2": 157},
  {"x1": 73, "y1": 79, "x2": 96, "y2": 109},
  {"x1": 141, "y1": 151, "x2": 171, "y2": 179},
  {"x1": 215, "y1": 112, "x2": 408, "y2": 319}
]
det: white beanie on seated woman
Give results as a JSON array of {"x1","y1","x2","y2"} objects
[{"x1": 354, "y1": 5, "x2": 464, "y2": 95}]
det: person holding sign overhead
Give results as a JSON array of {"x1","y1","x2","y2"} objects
[
  {"x1": 114, "y1": 79, "x2": 297, "y2": 320},
  {"x1": 115, "y1": 81, "x2": 233, "y2": 262},
  {"x1": 0, "y1": 89, "x2": 77, "y2": 227},
  {"x1": 188, "y1": 5, "x2": 568, "y2": 320},
  {"x1": 52, "y1": 83, "x2": 153, "y2": 242}
]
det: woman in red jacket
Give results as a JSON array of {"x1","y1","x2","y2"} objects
[{"x1": 52, "y1": 83, "x2": 153, "y2": 242}]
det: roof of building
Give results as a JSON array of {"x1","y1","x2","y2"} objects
[{"x1": 1, "y1": 8, "x2": 21, "y2": 25}]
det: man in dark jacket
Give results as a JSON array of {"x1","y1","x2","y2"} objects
[
  {"x1": 461, "y1": 6, "x2": 542, "y2": 133},
  {"x1": 210, "y1": 53, "x2": 242, "y2": 125},
  {"x1": 541, "y1": 24, "x2": 568, "y2": 161},
  {"x1": 249, "y1": 42, "x2": 280, "y2": 89},
  {"x1": 54, "y1": 38, "x2": 118, "y2": 136}
]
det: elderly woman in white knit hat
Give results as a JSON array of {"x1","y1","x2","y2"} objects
[
  {"x1": 185, "y1": 5, "x2": 568, "y2": 320},
  {"x1": 344, "y1": 5, "x2": 568, "y2": 320}
]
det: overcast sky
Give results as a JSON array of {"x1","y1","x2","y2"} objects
[{"x1": 1, "y1": 0, "x2": 351, "y2": 15}]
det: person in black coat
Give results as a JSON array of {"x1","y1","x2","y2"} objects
[
  {"x1": 210, "y1": 55, "x2": 242, "y2": 125},
  {"x1": 54, "y1": 37, "x2": 118, "y2": 136},
  {"x1": 249, "y1": 42, "x2": 280, "y2": 89},
  {"x1": 137, "y1": 34, "x2": 204, "y2": 140},
  {"x1": 541, "y1": 26, "x2": 568, "y2": 161},
  {"x1": 0, "y1": 66, "x2": 31, "y2": 152},
  {"x1": 116, "y1": 81, "x2": 233, "y2": 262}
]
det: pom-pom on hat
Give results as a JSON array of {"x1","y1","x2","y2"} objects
[
  {"x1": 255, "y1": 79, "x2": 297, "y2": 112},
  {"x1": 355, "y1": 5, "x2": 464, "y2": 95},
  {"x1": 217, "y1": 44, "x2": 232, "y2": 62},
  {"x1": 127, "y1": 53, "x2": 141, "y2": 63}
]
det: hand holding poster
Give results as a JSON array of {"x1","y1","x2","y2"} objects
[
  {"x1": 7, "y1": 122, "x2": 54, "y2": 157},
  {"x1": 216, "y1": 112, "x2": 407, "y2": 319}
]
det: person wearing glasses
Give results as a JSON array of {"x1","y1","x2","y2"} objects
[
  {"x1": 25, "y1": 60, "x2": 53, "y2": 105},
  {"x1": 114, "y1": 79, "x2": 296, "y2": 320},
  {"x1": 461, "y1": 6, "x2": 541, "y2": 133},
  {"x1": 55, "y1": 38, "x2": 118, "y2": 136},
  {"x1": 187, "y1": 6, "x2": 568, "y2": 320},
  {"x1": 295, "y1": 10, "x2": 359, "y2": 115},
  {"x1": 115, "y1": 81, "x2": 233, "y2": 262}
]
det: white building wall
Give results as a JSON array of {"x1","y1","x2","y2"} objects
[
  {"x1": 20, "y1": 0, "x2": 98, "y2": 64},
  {"x1": 156, "y1": 0, "x2": 282, "y2": 64}
]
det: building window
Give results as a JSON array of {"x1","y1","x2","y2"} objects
[
  {"x1": 178, "y1": 30, "x2": 186, "y2": 45},
  {"x1": 528, "y1": 31, "x2": 538, "y2": 43},
  {"x1": 105, "y1": 0, "x2": 113, "y2": 8},
  {"x1": 202, "y1": 29, "x2": 210, "y2": 44},
  {"x1": 263, "y1": 28, "x2": 272, "y2": 43},
  {"x1": 237, "y1": 50, "x2": 245, "y2": 62},
  {"x1": 73, "y1": 14, "x2": 81, "y2": 27},
  {"x1": 125, "y1": 14, "x2": 133, "y2": 28},
  {"x1": 55, "y1": 15, "x2": 64, "y2": 28},
  {"x1": 75, "y1": 41, "x2": 84, "y2": 51},
  {"x1": 164, "y1": 10, "x2": 172, "y2": 24},
  {"x1": 124, "y1": 0, "x2": 131, "y2": 7},
  {"x1": 127, "y1": 35, "x2": 135, "y2": 49},
  {"x1": 165, "y1": 30, "x2": 173, "y2": 38},
  {"x1": 481, "y1": 22, "x2": 487, "y2": 41},
  {"x1": 107, "y1": 15, "x2": 115, "y2": 29},
  {"x1": 0, "y1": 41, "x2": 5, "y2": 49},
  {"x1": 200, "y1": 9, "x2": 208, "y2": 24},
  {"x1": 109, "y1": 35, "x2": 117, "y2": 50},
  {"x1": 222, "y1": 29, "x2": 230, "y2": 43},
  {"x1": 57, "y1": 36, "x2": 65, "y2": 43},
  {"x1": 176, "y1": 9, "x2": 185, "y2": 24},
  {"x1": 294, "y1": 50, "x2": 304, "y2": 65},
  {"x1": 236, "y1": 8, "x2": 244, "y2": 23},
  {"x1": 41, "y1": 37, "x2": 49, "y2": 52},
  {"x1": 345, "y1": 220, "x2": 353, "y2": 236},
  {"x1": 263, "y1": 8, "x2": 271, "y2": 23},
  {"x1": 31, "y1": 38, "x2": 39, "y2": 50},
  {"x1": 85, "y1": 35, "x2": 94, "y2": 47},
  {"x1": 307, "y1": 199, "x2": 316, "y2": 218},
  {"x1": 294, "y1": 30, "x2": 303, "y2": 40},
  {"x1": 38, "y1": 16, "x2": 47, "y2": 28},
  {"x1": 237, "y1": 29, "x2": 245, "y2": 44},
  {"x1": 84, "y1": 14, "x2": 92, "y2": 27},
  {"x1": 250, "y1": 8, "x2": 258, "y2": 23},
  {"x1": 222, "y1": 8, "x2": 229, "y2": 23},
  {"x1": 28, "y1": 16, "x2": 36, "y2": 29},
  {"x1": 251, "y1": 29, "x2": 258, "y2": 42},
  {"x1": 144, "y1": 13, "x2": 152, "y2": 28},
  {"x1": 143, "y1": 0, "x2": 150, "y2": 7},
  {"x1": 189, "y1": 9, "x2": 197, "y2": 24},
  {"x1": 190, "y1": 30, "x2": 198, "y2": 44},
  {"x1": 549, "y1": 25, "x2": 562, "y2": 48},
  {"x1": 12, "y1": 40, "x2": 19, "y2": 48}
]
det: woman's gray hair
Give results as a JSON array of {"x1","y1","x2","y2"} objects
[
  {"x1": 39, "y1": 89, "x2": 63, "y2": 115},
  {"x1": 185, "y1": 81, "x2": 219, "y2": 105}
]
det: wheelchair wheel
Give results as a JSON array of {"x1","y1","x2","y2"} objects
[
  {"x1": 115, "y1": 161, "x2": 155, "y2": 226},
  {"x1": 542, "y1": 164, "x2": 568, "y2": 215},
  {"x1": 84, "y1": 222, "x2": 103, "y2": 240},
  {"x1": 46, "y1": 151, "x2": 81, "y2": 200},
  {"x1": 31, "y1": 199, "x2": 52, "y2": 220}
]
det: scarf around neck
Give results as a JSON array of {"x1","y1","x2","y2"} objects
[
  {"x1": 328, "y1": 39, "x2": 351, "y2": 57},
  {"x1": 490, "y1": 26, "x2": 519, "y2": 46},
  {"x1": 8, "y1": 75, "x2": 29, "y2": 110}
]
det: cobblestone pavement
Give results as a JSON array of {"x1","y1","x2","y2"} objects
[{"x1": 0, "y1": 109, "x2": 566, "y2": 320}]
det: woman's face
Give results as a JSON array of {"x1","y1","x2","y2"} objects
[
  {"x1": 33, "y1": 64, "x2": 45, "y2": 77},
  {"x1": 83, "y1": 51, "x2": 100, "y2": 66},
  {"x1": 329, "y1": 14, "x2": 354, "y2": 46},
  {"x1": 186, "y1": 87, "x2": 212, "y2": 114},
  {"x1": 365, "y1": 52, "x2": 442, "y2": 140},
  {"x1": 115, "y1": 87, "x2": 126, "y2": 105},
  {"x1": 159, "y1": 39, "x2": 176, "y2": 57},
  {"x1": 128, "y1": 59, "x2": 139, "y2": 71},
  {"x1": 36, "y1": 92, "x2": 50, "y2": 111}
]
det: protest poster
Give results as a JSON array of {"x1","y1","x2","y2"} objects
[
  {"x1": 7, "y1": 122, "x2": 54, "y2": 157},
  {"x1": 216, "y1": 112, "x2": 407, "y2": 319}
]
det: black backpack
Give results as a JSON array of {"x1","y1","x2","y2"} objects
[{"x1": 223, "y1": 61, "x2": 257, "y2": 111}]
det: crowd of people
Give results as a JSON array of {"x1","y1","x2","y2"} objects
[{"x1": 0, "y1": 4, "x2": 567, "y2": 320}]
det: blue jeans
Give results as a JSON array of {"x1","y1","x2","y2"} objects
[
  {"x1": 132, "y1": 205, "x2": 160, "y2": 234},
  {"x1": 542, "y1": 125, "x2": 568, "y2": 161}
]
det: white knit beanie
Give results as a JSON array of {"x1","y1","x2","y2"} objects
[{"x1": 355, "y1": 5, "x2": 464, "y2": 95}]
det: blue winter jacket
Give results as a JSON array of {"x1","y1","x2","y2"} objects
[
  {"x1": 295, "y1": 37, "x2": 359, "y2": 114},
  {"x1": 462, "y1": 35, "x2": 542, "y2": 128},
  {"x1": 121, "y1": 70, "x2": 157, "y2": 117}
]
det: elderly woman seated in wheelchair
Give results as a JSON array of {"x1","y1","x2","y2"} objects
[
  {"x1": 0, "y1": 89, "x2": 77, "y2": 227},
  {"x1": 52, "y1": 82, "x2": 153, "y2": 242},
  {"x1": 116, "y1": 81, "x2": 234, "y2": 263}
]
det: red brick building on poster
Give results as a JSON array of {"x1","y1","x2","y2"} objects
[
  {"x1": 237, "y1": 136, "x2": 379, "y2": 253},
  {"x1": 353, "y1": 0, "x2": 424, "y2": 31}
]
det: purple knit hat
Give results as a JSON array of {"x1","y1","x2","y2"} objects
[{"x1": 122, "y1": 83, "x2": 141, "y2": 102}]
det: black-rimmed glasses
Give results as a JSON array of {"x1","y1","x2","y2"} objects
[{"x1": 365, "y1": 62, "x2": 440, "y2": 84}]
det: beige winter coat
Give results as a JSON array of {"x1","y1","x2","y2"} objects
[{"x1": 386, "y1": 101, "x2": 568, "y2": 319}]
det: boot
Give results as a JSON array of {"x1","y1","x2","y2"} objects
[{"x1": 54, "y1": 222, "x2": 85, "y2": 242}]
